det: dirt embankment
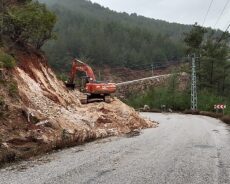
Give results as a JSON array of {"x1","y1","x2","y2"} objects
[{"x1": 0, "y1": 50, "x2": 157, "y2": 165}]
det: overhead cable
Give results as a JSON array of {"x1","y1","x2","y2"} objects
[
  {"x1": 214, "y1": 0, "x2": 230, "y2": 28},
  {"x1": 202, "y1": 0, "x2": 214, "y2": 26}
]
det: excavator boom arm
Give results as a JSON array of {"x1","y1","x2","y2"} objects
[{"x1": 69, "y1": 59, "x2": 96, "y2": 84}]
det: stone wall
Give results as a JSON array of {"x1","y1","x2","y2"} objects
[{"x1": 116, "y1": 73, "x2": 189, "y2": 99}]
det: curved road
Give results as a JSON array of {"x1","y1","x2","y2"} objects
[{"x1": 1, "y1": 113, "x2": 230, "y2": 184}]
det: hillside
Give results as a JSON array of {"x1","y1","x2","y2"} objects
[
  {"x1": 0, "y1": 0, "x2": 156, "y2": 165},
  {"x1": 40, "y1": 0, "x2": 191, "y2": 72},
  {"x1": 0, "y1": 48, "x2": 156, "y2": 165}
]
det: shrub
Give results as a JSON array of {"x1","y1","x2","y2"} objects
[
  {"x1": 6, "y1": 2, "x2": 56, "y2": 49},
  {"x1": 198, "y1": 89, "x2": 226, "y2": 112},
  {"x1": 0, "y1": 51, "x2": 16, "y2": 69},
  {"x1": 57, "y1": 73, "x2": 68, "y2": 82}
]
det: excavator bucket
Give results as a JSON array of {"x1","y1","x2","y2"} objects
[{"x1": 65, "y1": 82, "x2": 76, "y2": 90}]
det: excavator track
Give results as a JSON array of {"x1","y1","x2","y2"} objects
[{"x1": 80, "y1": 95, "x2": 88, "y2": 104}]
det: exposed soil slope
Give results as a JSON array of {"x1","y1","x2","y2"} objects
[{"x1": 0, "y1": 50, "x2": 156, "y2": 164}]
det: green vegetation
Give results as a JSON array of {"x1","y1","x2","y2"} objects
[
  {"x1": 125, "y1": 77, "x2": 230, "y2": 115},
  {"x1": 126, "y1": 88, "x2": 190, "y2": 111},
  {"x1": 198, "y1": 90, "x2": 230, "y2": 114},
  {"x1": 184, "y1": 24, "x2": 230, "y2": 96},
  {"x1": 1, "y1": 0, "x2": 56, "y2": 49},
  {"x1": 39, "y1": 0, "x2": 190, "y2": 71},
  {"x1": 57, "y1": 73, "x2": 68, "y2": 82},
  {"x1": 126, "y1": 24, "x2": 230, "y2": 115},
  {"x1": 125, "y1": 74, "x2": 189, "y2": 111},
  {"x1": 0, "y1": 50, "x2": 16, "y2": 69}
]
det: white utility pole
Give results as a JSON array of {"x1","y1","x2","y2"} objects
[{"x1": 191, "y1": 54, "x2": 198, "y2": 110}]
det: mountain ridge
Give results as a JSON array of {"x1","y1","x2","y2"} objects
[{"x1": 40, "y1": 0, "x2": 191, "y2": 71}]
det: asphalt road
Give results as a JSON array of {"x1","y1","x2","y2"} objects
[{"x1": 1, "y1": 113, "x2": 230, "y2": 184}]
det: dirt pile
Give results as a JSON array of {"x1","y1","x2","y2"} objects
[{"x1": 0, "y1": 50, "x2": 156, "y2": 164}]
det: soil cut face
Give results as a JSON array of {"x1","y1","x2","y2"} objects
[{"x1": 0, "y1": 50, "x2": 157, "y2": 165}]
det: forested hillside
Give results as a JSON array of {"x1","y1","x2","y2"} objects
[
  {"x1": 126, "y1": 24, "x2": 230, "y2": 114},
  {"x1": 40, "y1": 0, "x2": 192, "y2": 71}
]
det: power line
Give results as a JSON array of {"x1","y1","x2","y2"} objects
[
  {"x1": 114, "y1": 68, "x2": 153, "y2": 77},
  {"x1": 214, "y1": 0, "x2": 230, "y2": 28},
  {"x1": 120, "y1": 59, "x2": 186, "y2": 70},
  {"x1": 123, "y1": 61, "x2": 169, "y2": 69},
  {"x1": 216, "y1": 21, "x2": 230, "y2": 44},
  {"x1": 202, "y1": 0, "x2": 214, "y2": 26},
  {"x1": 224, "y1": 21, "x2": 230, "y2": 32},
  {"x1": 107, "y1": 61, "x2": 185, "y2": 78},
  {"x1": 114, "y1": 62, "x2": 179, "y2": 75}
]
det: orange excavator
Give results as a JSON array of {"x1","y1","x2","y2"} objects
[{"x1": 65, "y1": 58, "x2": 116, "y2": 104}]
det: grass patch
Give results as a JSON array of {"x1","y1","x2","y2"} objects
[{"x1": 0, "y1": 50, "x2": 16, "y2": 69}]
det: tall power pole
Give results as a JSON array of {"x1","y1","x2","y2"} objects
[{"x1": 191, "y1": 54, "x2": 198, "y2": 110}]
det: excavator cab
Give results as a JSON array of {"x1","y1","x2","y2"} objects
[{"x1": 80, "y1": 76, "x2": 90, "y2": 92}]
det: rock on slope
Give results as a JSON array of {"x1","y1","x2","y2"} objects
[{"x1": 0, "y1": 50, "x2": 156, "y2": 164}]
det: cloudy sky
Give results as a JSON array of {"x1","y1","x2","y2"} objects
[{"x1": 90, "y1": 0, "x2": 230, "y2": 30}]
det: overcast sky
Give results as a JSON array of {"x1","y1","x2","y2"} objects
[{"x1": 90, "y1": 0, "x2": 230, "y2": 30}]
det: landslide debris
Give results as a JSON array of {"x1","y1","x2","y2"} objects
[{"x1": 0, "y1": 50, "x2": 156, "y2": 165}]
